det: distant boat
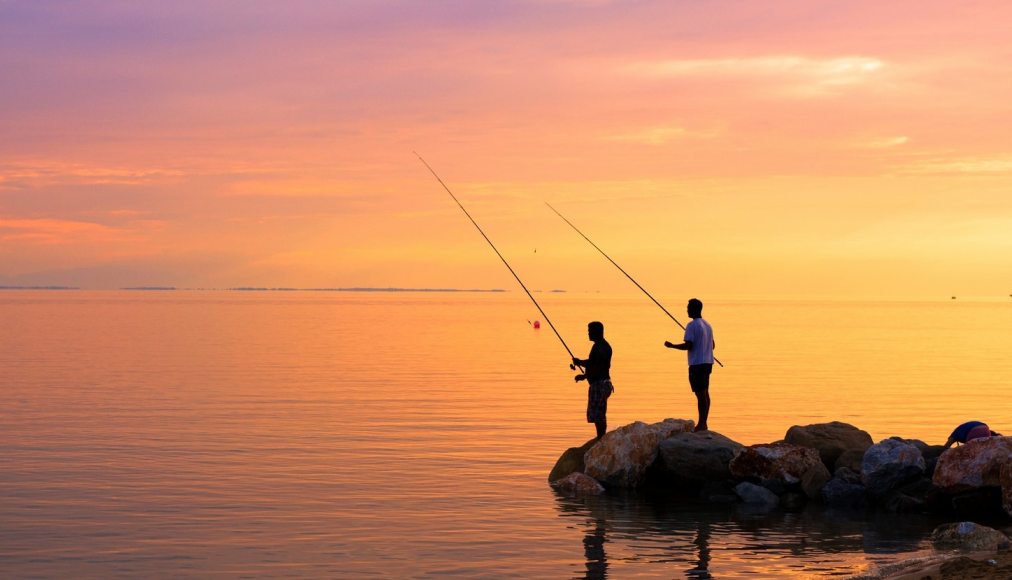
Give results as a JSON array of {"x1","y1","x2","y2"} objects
[{"x1": 951, "y1": 296, "x2": 956, "y2": 300}]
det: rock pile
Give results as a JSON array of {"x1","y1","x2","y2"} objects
[{"x1": 549, "y1": 419, "x2": 1012, "y2": 520}]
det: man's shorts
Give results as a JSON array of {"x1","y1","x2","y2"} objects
[
  {"x1": 688, "y1": 364, "x2": 713, "y2": 393},
  {"x1": 587, "y1": 379, "x2": 614, "y2": 423}
]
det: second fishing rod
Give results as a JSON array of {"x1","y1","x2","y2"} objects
[{"x1": 547, "y1": 202, "x2": 723, "y2": 368}]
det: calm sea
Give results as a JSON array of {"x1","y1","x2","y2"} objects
[{"x1": 2, "y1": 291, "x2": 1011, "y2": 578}]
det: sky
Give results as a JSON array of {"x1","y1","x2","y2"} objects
[{"x1": 2, "y1": 0, "x2": 1011, "y2": 298}]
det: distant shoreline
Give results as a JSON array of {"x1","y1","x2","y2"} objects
[
  {"x1": 1, "y1": 286, "x2": 516, "y2": 293},
  {"x1": 0, "y1": 286, "x2": 79, "y2": 290}
]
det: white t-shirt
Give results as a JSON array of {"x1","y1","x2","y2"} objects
[{"x1": 684, "y1": 318, "x2": 714, "y2": 366}]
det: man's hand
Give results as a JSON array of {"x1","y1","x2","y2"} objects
[
  {"x1": 664, "y1": 341, "x2": 674, "y2": 348},
  {"x1": 574, "y1": 374, "x2": 586, "y2": 382},
  {"x1": 572, "y1": 357, "x2": 582, "y2": 366}
]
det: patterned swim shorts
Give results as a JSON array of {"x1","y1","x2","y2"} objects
[{"x1": 587, "y1": 379, "x2": 614, "y2": 423}]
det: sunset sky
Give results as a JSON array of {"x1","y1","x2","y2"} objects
[{"x1": 2, "y1": 1, "x2": 1011, "y2": 298}]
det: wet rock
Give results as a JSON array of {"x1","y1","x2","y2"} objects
[
  {"x1": 734, "y1": 481, "x2": 779, "y2": 508},
  {"x1": 833, "y1": 466, "x2": 862, "y2": 485},
  {"x1": 784, "y1": 421, "x2": 873, "y2": 471},
  {"x1": 584, "y1": 419, "x2": 693, "y2": 487},
  {"x1": 699, "y1": 480, "x2": 739, "y2": 504},
  {"x1": 861, "y1": 439, "x2": 925, "y2": 497},
  {"x1": 656, "y1": 430, "x2": 744, "y2": 485},
  {"x1": 930, "y1": 521, "x2": 1010, "y2": 551},
  {"x1": 781, "y1": 492, "x2": 807, "y2": 510},
  {"x1": 950, "y1": 487, "x2": 1004, "y2": 518},
  {"x1": 550, "y1": 472, "x2": 605, "y2": 495},
  {"x1": 801, "y1": 462, "x2": 832, "y2": 499},
  {"x1": 834, "y1": 449, "x2": 866, "y2": 474},
  {"x1": 883, "y1": 491, "x2": 925, "y2": 513},
  {"x1": 933, "y1": 436, "x2": 1012, "y2": 492},
  {"x1": 821, "y1": 477, "x2": 867, "y2": 509},
  {"x1": 1003, "y1": 462, "x2": 1012, "y2": 518},
  {"x1": 728, "y1": 441, "x2": 829, "y2": 495},
  {"x1": 548, "y1": 437, "x2": 597, "y2": 483}
]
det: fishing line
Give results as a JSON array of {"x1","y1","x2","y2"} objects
[
  {"x1": 546, "y1": 202, "x2": 723, "y2": 368},
  {"x1": 415, "y1": 153, "x2": 582, "y2": 371}
]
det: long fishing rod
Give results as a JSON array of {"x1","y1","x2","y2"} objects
[
  {"x1": 415, "y1": 153, "x2": 583, "y2": 372},
  {"x1": 546, "y1": 202, "x2": 723, "y2": 368}
]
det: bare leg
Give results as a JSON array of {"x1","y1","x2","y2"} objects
[
  {"x1": 595, "y1": 420, "x2": 607, "y2": 439},
  {"x1": 694, "y1": 390, "x2": 710, "y2": 431}
]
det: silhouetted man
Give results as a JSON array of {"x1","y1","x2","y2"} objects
[
  {"x1": 573, "y1": 321, "x2": 613, "y2": 439},
  {"x1": 665, "y1": 298, "x2": 715, "y2": 432}
]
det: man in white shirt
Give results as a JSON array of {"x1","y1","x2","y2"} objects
[{"x1": 664, "y1": 298, "x2": 715, "y2": 432}]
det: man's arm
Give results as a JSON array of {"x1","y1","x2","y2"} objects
[{"x1": 664, "y1": 340, "x2": 693, "y2": 351}]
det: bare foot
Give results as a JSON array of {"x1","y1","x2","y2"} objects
[{"x1": 694, "y1": 425, "x2": 708, "y2": 432}]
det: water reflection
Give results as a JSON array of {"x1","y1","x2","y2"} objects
[
  {"x1": 581, "y1": 516, "x2": 609, "y2": 579},
  {"x1": 687, "y1": 521, "x2": 711, "y2": 578},
  {"x1": 554, "y1": 490, "x2": 941, "y2": 578}
]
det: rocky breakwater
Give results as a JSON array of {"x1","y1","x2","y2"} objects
[{"x1": 549, "y1": 420, "x2": 1012, "y2": 522}]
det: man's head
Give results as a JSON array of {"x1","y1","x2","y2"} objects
[
  {"x1": 687, "y1": 298, "x2": 703, "y2": 318},
  {"x1": 588, "y1": 321, "x2": 604, "y2": 341}
]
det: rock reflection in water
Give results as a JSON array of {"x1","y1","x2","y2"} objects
[{"x1": 554, "y1": 490, "x2": 943, "y2": 578}]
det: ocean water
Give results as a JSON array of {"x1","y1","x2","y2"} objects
[{"x1": 2, "y1": 290, "x2": 1011, "y2": 578}]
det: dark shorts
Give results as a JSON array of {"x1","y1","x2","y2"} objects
[
  {"x1": 587, "y1": 379, "x2": 613, "y2": 423},
  {"x1": 688, "y1": 364, "x2": 712, "y2": 393}
]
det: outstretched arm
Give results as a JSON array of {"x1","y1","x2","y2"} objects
[{"x1": 664, "y1": 340, "x2": 693, "y2": 351}]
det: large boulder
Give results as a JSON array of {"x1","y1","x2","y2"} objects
[
  {"x1": 821, "y1": 477, "x2": 867, "y2": 509},
  {"x1": 584, "y1": 419, "x2": 693, "y2": 487},
  {"x1": 1003, "y1": 462, "x2": 1012, "y2": 518},
  {"x1": 861, "y1": 438, "x2": 925, "y2": 497},
  {"x1": 734, "y1": 481, "x2": 779, "y2": 508},
  {"x1": 548, "y1": 438, "x2": 597, "y2": 483},
  {"x1": 929, "y1": 521, "x2": 1010, "y2": 551},
  {"x1": 784, "y1": 421, "x2": 873, "y2": 471},
  {"x1": 656, "y1": 430, "x2": 744, "y2": 485},
  {"x1": 729, "y1": 442, "x2": 830, "y2": 498},
  {"x1": 933, "y1": 436, "x2": 1012, "y2": 492},
  {"x1": 550, "y1": 472, "x2": 605, "y2": 495}
]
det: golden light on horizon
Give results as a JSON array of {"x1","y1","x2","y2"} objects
[{"x1": 2, "y1": 2, "x2": 1011, "y2": 298}]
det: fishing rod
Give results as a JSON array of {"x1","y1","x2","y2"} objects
[
  {"x1": 415, "y1": 153, "x2": 583, "y2": 373},
  {"x1": 546, "y1": 202, "x2": 723, "y2": 368}
]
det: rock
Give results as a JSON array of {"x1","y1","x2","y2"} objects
[
  {"x1": 699, "y1": 480, "x2": 739, "y2": 503},
  {"x1": 784, "y1": 421, "x2": 873, "y2": 471},
  {"x1": 584, "y1": 419, "x2": 693, "y2": 487},
  {"x1": 656, "y1": 430, "x2": 744, "y2": 485},
  {"x1": 834, "y1": 466, "x2": 862, "y2": 485},
  {"x1": 821, "y1": 477, "x2": 867, "y2": 509},
  {"x1": 550, "y1": 472, "x2": 605, "y2": 495},
  {"x1": 548, "y1": 438, "x2": 598, "y2": 483},
  {"x1": 950, "y1": 488, "x2": 1004, "y2": 518},
  {"x1": 861, "y1": 439, "x2": 925, "y2": 497},
  {"x1": 834, "y1": 449, "x2": 866, "y2": 474},
  {"x1": 883, "y1": 491, "x2": 925, "y2": 513},
  {"x1": 801, "y1": 462, "x2": 832, "y2": 499},
  {"x1": 930, "y1": 521, "x2": 1010, "y2": 551},
  {"x1": 781, "y1": 492, "x2": 807, "y2": 510},
  {"x1": 734, "y1": 481, "x2": 779, "y2": 508},
  {"x1": 729, "y1": 442, "x2": 827, "y2": 489},
  {"x1": 933, "y1": 436, "x2": 1012, "y2": 492},
  {"x1": 1003, "y1": 462, "x2": 1012, "y2": 518},
  {"x1": 650, "y1": 418, "x2": 696, "y2": 440}
]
